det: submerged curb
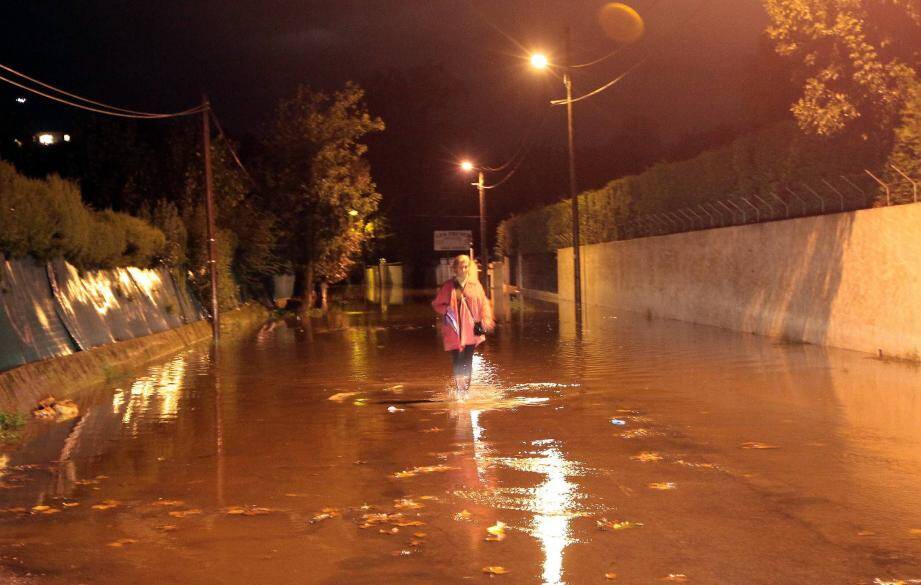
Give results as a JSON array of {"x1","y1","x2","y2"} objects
[{"x1": 0, "y1": 303, "x2": 270, "y2": 414}]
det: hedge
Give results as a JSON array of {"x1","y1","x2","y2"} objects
[
  {"x1": 0, "y1": 161, "x2": 166, "y2": 268},
  {"x1": 497, "y1": 121, "x2": 886, "y2": 257}
]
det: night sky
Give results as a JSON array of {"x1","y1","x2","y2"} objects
[{"x1": 1, "y1": 0, "x2": 771, "y2": 264}]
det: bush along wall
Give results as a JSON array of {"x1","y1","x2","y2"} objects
[
  {"x1": 496, "y1": 121, "x2": 892, "y2": 257},
  {"x1": 0, "y1": 161, "x2": 166, "y2": 269}
]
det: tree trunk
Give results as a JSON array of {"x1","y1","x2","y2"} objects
[
  {"x1": 299, "y1": 262, "x2": 316, "y2": 310},
  {"x1": 319, "y1": 281, "x2": 329, "y2": 311}
]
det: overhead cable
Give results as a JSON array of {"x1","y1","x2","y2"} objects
[
  {"x1": 209, "y1": 109, "x2": 255, "y2": 184},
  {"x1": 0, "y1": 64, "x2": 206, "y2": 119}
]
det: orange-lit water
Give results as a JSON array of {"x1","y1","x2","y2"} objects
[{"x1": 1, "y1": 289, "x2": 920, "y2": 584}]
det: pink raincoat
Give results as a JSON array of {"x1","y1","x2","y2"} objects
[{"x1": 431, "y1": 279, "x2": 493, "y2": 351}]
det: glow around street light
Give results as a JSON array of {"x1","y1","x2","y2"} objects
[
  {"x1": 530, "y1": 53, "x2": 549, "y2": 70},
  {"x1": 460, "y1": 160, "x2": 475, "y2": 172},
  {"x1": 348, "y1": 209, "x2": 359, "y2": 216}
]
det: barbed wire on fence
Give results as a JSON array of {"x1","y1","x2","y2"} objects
[{"x1": 603, "y1": 167, "x2": 919, "y2": 242}]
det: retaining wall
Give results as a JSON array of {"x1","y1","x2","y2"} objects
[{"x1": 557, "y1": 203, "x2": 921, "y2": 359}]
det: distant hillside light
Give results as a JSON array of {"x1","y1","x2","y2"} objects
[
  {"x1": 348, "y1": 209, "x2": 359, "y2": 216},
  {"x1": 37, "y1": 133, "x2": 55, "y2": 145},
  {"x1": 64, "y1": 134, "x2": 71, "y2": 142},
  {"x1": 15, "y1": 97, "x2": 27, "y2": 104}
]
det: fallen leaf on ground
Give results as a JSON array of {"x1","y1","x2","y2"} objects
[
  {"x1": 168, "y1": 509, "x2": 202, "y2": 518},
  {"x1": 631, "y1": 452, "x2": 663, "y2": 462},
  {"x1": 454, "y1": 509, "x2": 472, "y2": 521},
  {"x1": 107, "y1": 538, "x2": 138, "y2": 548},
  {"x1": 483, "y1": 566, "x2": 509, "y2": 575},
  {"x1": 597, "y1": 518, "x2": 644, "y2": 531},
  {"x1": 648, "y1": 482, "x2": 677, "y2": 491},
  {"x1": 91, "y1": 500, "x2": 120, "y2": 511},
  {"x1": 662, "y1": 574, "x2": 688, "y2": 582},
  {"x1": 327, "y1": 392, "x2": 358, "y2": 402},
  {"x1": 740, "y1": 442, "x2": 780, "y2": 450}
]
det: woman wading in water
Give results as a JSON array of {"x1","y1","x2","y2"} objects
[{"x1": 432, "y1": 255, "x2": 494, "y2": 399}]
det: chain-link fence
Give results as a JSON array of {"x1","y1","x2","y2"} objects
[{"x1": 612, "y1": 165, "x2": 919, "y2": 240}]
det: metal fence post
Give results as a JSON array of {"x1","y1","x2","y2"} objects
[
  {"x1": 785, "y1": 187, "x2": 808, "y2": 216},
  {"x1": 802, "y1": 184, "x2": 825, "y2": 214},
  {"x1": 770, "y1": 192, "x2": 789, "y2": 218},
  {"x1": 741, "y1": 197, "x2": 759, "y2": 223},
  {"x1": 753, "y1": 194, "x2": 774, "y2": 219},
  {"x1": 717, "y1": 200, "x2": 736, "y2": 224},
  {"x1": 727, "y1": 200, "x2": 746, "y2": 223},
  {"x1": 820, "y1": 179, "x2": 846, "y2": 211},
  {"x1": 865, "y1": 170, "x2": 890, "y2": 206},
  {"x1": 697, "y1": 204, "x2": 713, "y2": 228},
  {"x1": 890, "y1": 164, "x2": 917, "y2": 203},
  {"x1": 840, "y1": 175, "x2": 871, "y2": 207}
]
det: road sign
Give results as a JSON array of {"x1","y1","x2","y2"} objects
[{"x1": 434, "y1": 230, "x2": 473, "y2": 251}]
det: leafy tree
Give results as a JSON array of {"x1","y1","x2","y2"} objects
[
  {"x1": 762, "y1": 0, "x2": 920, "y2": 137},
  {"x1": 260, "y1": 82, "x2": 384, "y2": 305}
]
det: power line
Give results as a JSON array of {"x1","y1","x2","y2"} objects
[
  {"x1": 209, "y1": 109, "x2": 255, "y2": 185},
  {"x1": 0, "y1": 64, "x2": 206, "y2": 119}
]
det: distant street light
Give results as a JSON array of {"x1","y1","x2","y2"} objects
[
  {"x1": 459, "y1": 161, "x2": 489, "y2": 271},
  {"x1": 348, "y1": 209, "x2": 359, "y2": 217},
  {"x1": 530, "y1": 39, "x2": 582, "y2": 330}
]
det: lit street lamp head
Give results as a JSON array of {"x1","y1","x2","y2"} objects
[
  {"x1": 529, "y1": 53, "x2": 549, "y2": 70},
  {"x1": 460, "y1": 160, "x2": 475, "y2": 172}
]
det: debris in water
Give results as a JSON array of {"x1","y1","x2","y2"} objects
[
  {"x1": 605, "y1": 573, "x2": 618, "y2": 580},
  {"x1": 486, "y1": 521, "x2": 507, "y2": 542},
  {"x1": 610, "y1": 419, "x2": 627, "y2": 426},
  {"x1": 392, "y1": 464, "x2": 455, "y2": 478},
  {"x1": 327, "y1": 392, "x2": 359, "y2": 402},
  {"x1": 662, "y1": 575, "x2": 688, "y2": 582},
  {"x1": 106, "y1": 538, "x2": 138, "y2": 548},
  {"x1": 648, "y1": 482, "x2": 677, "y2": 491},
  {"x1": 387, "y1": 406, "x2": 404, "y2": 413},
  {"x1": 597, "y1": 518, "x2": 643, "y2": 531},
  {"x1": 152, "y1": 500, "x2": 185, "y2": 507},
  {"x1": 483, "y1": 566, "x2": 509, "y2": 575},
  {"x1": 32, "y1": 396, "x2": 79, "y2": 420},
  {"x1": 454, "y1": 509, "x2": 472, "y2": 521},
  {"x1": 740, "y1": 442, "x2": 780, "y2": 450},
  {"x1": 421, "y1": 427, "x2": 443, "y2": 433},
  {"x1": 226, "y1": 506, "x2": 275, "y2": 517},
  {"x1": 393, "y1": 498, "x2": 424, "y2": 510},
  {"x1": 631, "y1": 452, "x2": 663, "y2": 462},
  {"x1": 91, "y1": 500, "x2": 120, "y2": 511},
  {"x1": 168, "y1": 509, "x2": 202, "y2": 518}
]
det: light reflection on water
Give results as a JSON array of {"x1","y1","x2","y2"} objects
[{"x1": 110, "y1": 353, "x2": 188, "y2": 433}]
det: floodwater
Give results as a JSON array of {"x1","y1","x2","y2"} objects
[{"x1": 1, "y1": 288, "x2": 920, "y2": 585}]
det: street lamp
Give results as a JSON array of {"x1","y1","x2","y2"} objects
[
  {"x1": 530, "y1": 42, "x2": 582, "y2": 330},
  {"x1": 459, "y1": 160, "x2": 489, "y2": 271}
]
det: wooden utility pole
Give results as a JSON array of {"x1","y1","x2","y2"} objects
[
  {"x1": 202, "y1": 96, "x2": 220, "y2": 344},
  {"x1": 564, "y1": 28, "x2": 582, "y2": 333}
]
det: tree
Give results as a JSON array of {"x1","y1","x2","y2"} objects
[
  {"x1": 762, "y1": 0, "x2": 920, "y2": 137},
  {"x1": 260, "y1": 82, "x2": 384, "y2": 306}
]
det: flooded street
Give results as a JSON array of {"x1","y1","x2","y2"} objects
[{"x1": 1, "y1": 288, "x2": 920, "y2": 585}]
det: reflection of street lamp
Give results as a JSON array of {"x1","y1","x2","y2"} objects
[
  {"x1": 530, "y1": 43, "x2": 582, "y2": 329},
  {"x1": 459, "y1": 160, "x2": 488, "y2": 268}
]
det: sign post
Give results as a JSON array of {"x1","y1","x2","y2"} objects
[{"x1": 434, "y1": 230, "x2": 474, "y2": 253}]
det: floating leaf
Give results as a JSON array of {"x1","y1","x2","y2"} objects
[
  {"x1": 328, "y1": 392, "x2": 359, "y2": 402},
  {"x1": 483, "y1": 566, "x2": 509, "y2": 575},
  {"x1": 419, "y1": 495, "x2": 439, "y2": 501},
  {"x1": 674, "y1": 460, "x2": 715, "y2": 469},
  {"x1": 857, "y1": 530, "x2": 876, "y2": 536},
  {"x1": 91, "y1": 500, "x2": 120, "y2": 511},
  {"x1": 740, "y1": 442, "x2": 780, "y2": 450},
  {"x1": 486, "y1": 521, "x2": 508, "y2": 542},
  {"x1": 309, "y1": 507, "x2": 340, "y2": 522},
  {"x1": 387, "y1": 406, "x2": 405, "y2": 413},
  {"x1": 107, "y1": 538, "x2": 138, "y2": 548},
  {"x1": 410, "y1": 539, "x2": 424, "y2": 546},
  {"x1": 662, "y1": 575, "x2": 688, "y2": 582},
  {"x1": 393, "y1": 499, "x2": 424, "y2": 510},
  {"x1": 631, "y1": 452, "x2": 663, "y2": 462},
  {"x1": 454, "y1": 509, "x2": 472, "y2": 521},
  {"x1": 152, "y1": 500, "x2": 185, "y2": 507},
  {"x1": 379, "y1": 527, "x2": 400, "y2": 535},
  {"x1": 157, "y1": 524, "x2": 178, "y2": 532},
  {"x1": 31, "y1": 505, "x2": 50, "y2": 512},
  {"x1": 597, "y1": 518, "x2": 643, "y2": 531},
  {"x1": 62, "y1": 502, "x2": 80, "y2": 508},
  {"x1": 909, "y1": 528, "x2": 921, "y2": 536},
  {"x1": 391, "y1": 464, "x2": 455, "y2": 479},
  {"x1": 413, "y1": 532, "x2": 427, "y2": 538},
  {"x1": 168, "y1": 509, "x2": 202, "y2": 518},
  {"x1": 610, "y1": 418, "x2": 627, "y2": 426},
  {"x1": 605, "y1": 573, "x2": 618, "y2": 580},
  {"x1": 421, "y1": 427, "x2": 443, "y2": 433},
  {"x1": 648, "y1": 482, "x2": 677, "y2": 491}
]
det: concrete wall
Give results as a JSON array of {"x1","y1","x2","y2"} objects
[{"x1": 557, "y1": 203, "x2": 921, "y2": 359}]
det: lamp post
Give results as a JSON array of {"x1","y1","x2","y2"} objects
[
  {"x1": 460, "y1": 160, "x2": 489, "y2": 270},
  {"x1": 531, "y1": 38, "x2": 582, "y2": 331}
]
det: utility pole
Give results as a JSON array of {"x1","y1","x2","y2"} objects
[
  {"x1": 477, "y1": 170, "x2": 489, "y2": 295},
  {"x1": 564, "y1": 28, "x2": 583, "y2": 332},
  {"x1": 202, "y1": 95, "x2": 220, "y2": 344}
]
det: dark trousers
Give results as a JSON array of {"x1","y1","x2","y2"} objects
[{"x1": 450, "y1": 345, "x2": 475, "y2": 378}]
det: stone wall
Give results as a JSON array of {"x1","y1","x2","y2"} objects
[{"x1": 557, "y1": 203, "x2": 921, "y2": 359}]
